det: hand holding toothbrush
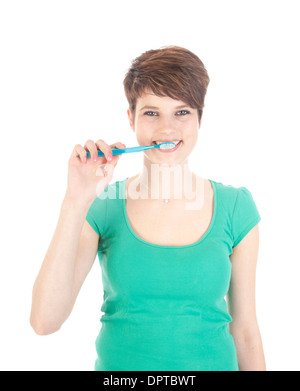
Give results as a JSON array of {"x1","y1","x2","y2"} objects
[
  {"x1": 65, "y1": 139, "x2": 175, "y2": 207},
  {"x1": 66, "y1": 139, "x2": 125, "y2": 207}
]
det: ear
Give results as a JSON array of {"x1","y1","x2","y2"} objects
[{"x1": 127, "y1": 108, "x2": 135, "y2": 131}]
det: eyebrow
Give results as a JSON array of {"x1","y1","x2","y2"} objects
[{"x1": 139, "y1": 105, "x2": 190, "y2": 111}]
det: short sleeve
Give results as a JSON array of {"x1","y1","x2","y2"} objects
[
  {"x1": 85, "y1": 196, "x2": 107, "y2": 237},
  {"x1": 231, "y1": 186, "x2": 261, "y2": 248}
]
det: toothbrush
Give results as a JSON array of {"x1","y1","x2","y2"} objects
[{"x1": 83, "y1": 142, "x2": 176, "y2": 159}]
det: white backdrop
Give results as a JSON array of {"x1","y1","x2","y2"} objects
[{"x1": 0, "y1": 0, "x2": 299, "y2": 371}]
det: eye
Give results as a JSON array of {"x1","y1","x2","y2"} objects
[
  {"x1": 176, "y1": 110, "x2": 190, "y2": 115},
  {"x1": 143, "y1": 110, "x2": 190, "y2": 116},
  {"x1": 144, "y1": 111, "x2": 158, "y2": 116}
]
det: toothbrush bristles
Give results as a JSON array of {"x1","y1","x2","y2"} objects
[{"x1": 159, "y1": 142, "x2": 176, "y2": 150}]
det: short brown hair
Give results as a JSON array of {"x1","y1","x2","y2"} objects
[{"x1": 123, "y1": 45, "x2": 210, "y2": 124}]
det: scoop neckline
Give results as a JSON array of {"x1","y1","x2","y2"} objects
[{"x1": 121, "y1": 177, "x2": 217, "y2": 249}]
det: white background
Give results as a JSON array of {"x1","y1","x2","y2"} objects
[{"x1": 0, "y1": 0, "x2": 299, "y2": 371}]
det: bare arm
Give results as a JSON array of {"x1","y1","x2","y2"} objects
[
  {"x1": 30, "y1": 139, "x2": 125, "y2": 335},
  {"x1": 228, "y1": 224, "x2": 266, "y2": 371},
  {"x1": 30, "y1": 196, "x2": 98, "y2": 335}
]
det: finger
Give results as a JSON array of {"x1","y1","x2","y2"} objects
[
  {"x1": 84, "y1": 139, "x2": 98, "y2": 162},
  {"x1": 71, "y1": 144, "x2": 87, "y2": 163},
  {"x1": 110, "y1": 141, "x2": 126, "y2": 149},
  {"x1": 108, "y1": 142, "x2": 126, "y2": 160},
  {"x1": 95, "y1": 139, "x2": 113, "y2": 162}
]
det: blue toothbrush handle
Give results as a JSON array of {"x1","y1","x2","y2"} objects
[{"x1": 85, "y1": 145, "x2": 156, "y2": 158}]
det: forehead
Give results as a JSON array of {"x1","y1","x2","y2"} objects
[{"x1": 136, "y1": 89, "x2": 188, "y2": 108}]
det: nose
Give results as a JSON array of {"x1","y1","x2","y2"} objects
[{"x1": 157, "y1": 114, "x2": 177, "y2": 135}]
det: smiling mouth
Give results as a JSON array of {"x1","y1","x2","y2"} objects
[
  {"x1": 151, "y1": 140, "x2": 183, "y2": 152},
  {"x1": 152, "y1": 140, "x2": 181, "y2": 145}
]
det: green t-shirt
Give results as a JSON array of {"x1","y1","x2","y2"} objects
[{"x1": 86, "y1": 178, "x2": 261, "y2": 371}]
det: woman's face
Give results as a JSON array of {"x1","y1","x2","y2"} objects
[{"x1": 127, "y1": 89, "x2": 201, "y2": 164}]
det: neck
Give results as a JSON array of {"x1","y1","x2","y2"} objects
[{"x1": 128, "y1": 155, "x2": 201, "y2": 201}]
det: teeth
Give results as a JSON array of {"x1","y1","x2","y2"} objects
[{"x1": 155, "y1": 140, "x2": 181, "y2": 145}]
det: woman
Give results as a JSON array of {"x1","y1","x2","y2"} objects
[{"x1": 30, "y1": 46, "x2": 266, "y2": 371}]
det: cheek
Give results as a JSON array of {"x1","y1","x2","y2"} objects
[
  {"x1": 184, "y1": 126, "x2": 198, "y2": 142},
  {"x1": 135, "y1": 122, "x2": 153, "y2": 141},
  {"x1": 134, "y1": 130, "x2": 150, "y2": 147}
]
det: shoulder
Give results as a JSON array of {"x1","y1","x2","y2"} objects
[
  {"x1": 211, "y1": 177, "x2": 256, "y2": 201},
  {"x1": 86, "y1": 178, "x2": 127, "y2": 236},
  {"x1": 93, "y1": 177, "x2": 127, "y2": 202},
  {"x1": 210, "y1": 178, "x2": 242, "y2": 210},
  {"x1": 211, "y1": 178, "x2": 260, "y2": 221}
]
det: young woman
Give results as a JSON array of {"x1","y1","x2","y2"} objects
[{"x1": 30, "y1": 46, "x2": 266, "y2": 371}]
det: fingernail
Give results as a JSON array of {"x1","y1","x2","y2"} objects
[
  {"x1": 83, "y1": 156, "x2": 87, "y2": 163},
  {"x1": 93, "y1": 153, "x2": 97, "y2": 161},
  {"x1": 108, "y1": 154, "x2": 112, "y2": 161}
]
